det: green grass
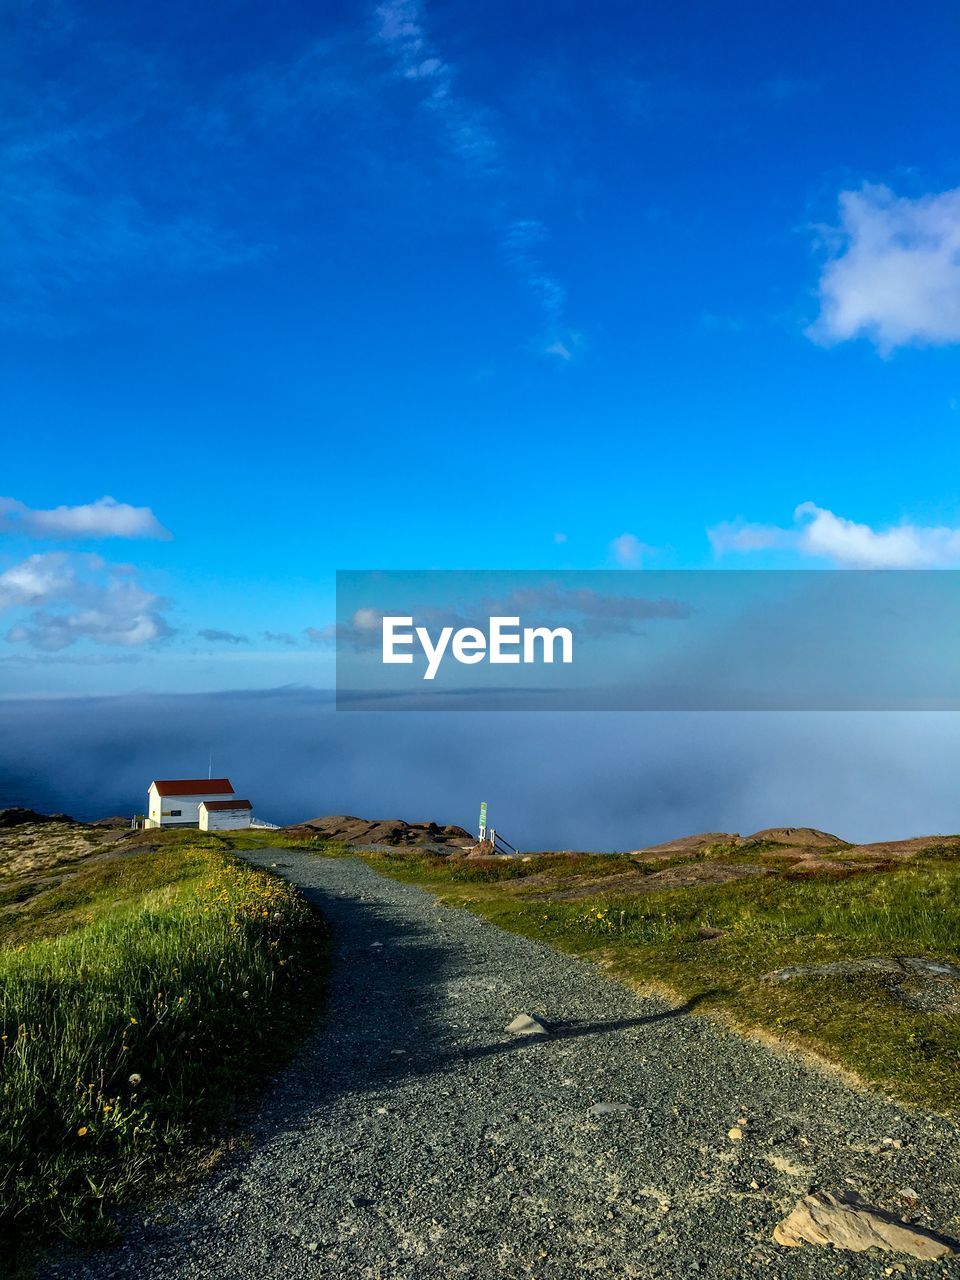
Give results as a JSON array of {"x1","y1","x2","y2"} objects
[
  {"x1": 332, "y1": 847, "x2": 960, "y2": 1112},
  {"x1": 0, "y1": 833, "x2": 327, "y2": 1259}
]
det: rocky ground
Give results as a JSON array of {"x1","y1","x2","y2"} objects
[{"x1": 42, "y1": 852, "x2": 960, "y2": 1280}]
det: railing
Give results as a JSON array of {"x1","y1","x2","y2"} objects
[
  {"x1": 489, "y1": 827, "x2": 520, "y2": 856},
  {"x1": 250, "y1": 817, "x2": 281, "y2": 830}
]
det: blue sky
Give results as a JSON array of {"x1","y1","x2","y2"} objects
[{"x1": 4, "y1": 0, "x2": 960, "y2": 695}]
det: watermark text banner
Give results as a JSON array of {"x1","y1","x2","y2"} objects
[{"x1": 334, "y1": 570, "x2": 960, "y2": 711}]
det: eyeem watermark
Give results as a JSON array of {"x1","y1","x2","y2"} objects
[
  {"x1": 382, "y1": 615, "x2": 574, "y2": 680},
  {"x1": 336, "y1": 569, "x2": 960, "y2": 711}
]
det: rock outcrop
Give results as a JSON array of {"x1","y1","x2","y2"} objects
[
  {"x1": 0, "y1": 808, "x2": 74, "y2": 828},
  {"x1": 284, "y1": 814, "x2": 473, "y2": 849}
]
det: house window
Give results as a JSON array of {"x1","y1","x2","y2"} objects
[{"x1": 169, "y1": 809, "x2": 182, "y2": 817}]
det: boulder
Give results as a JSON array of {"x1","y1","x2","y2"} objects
[{"x1": 773, "y1": 1191, "x2": 956, "y2": 1258}]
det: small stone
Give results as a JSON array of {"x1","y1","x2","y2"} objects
[
  {"x1": 370, "y1": 942, "x2": 384, "y2": 948},
  {"x1": 505, "y1": 1013, "x2": 550, "y2": 1036},
  {"x1": 728, "y1": 1127, "x2": 745, "y2": 1141},
  {"x1": 305, "y1": 1242, "x2": 318, "y2": 1253},
  {"x1": 587, "y1": 1102, "x2": 632, "y2": 1116}
]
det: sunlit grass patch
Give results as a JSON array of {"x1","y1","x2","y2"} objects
[{"x1": 0, "y1": 844, "x2": 326, "y2": 1255}]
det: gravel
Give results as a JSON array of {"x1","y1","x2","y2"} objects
[{"x1": 45, "y1": 852, "x2": 960, "y2": 1279}]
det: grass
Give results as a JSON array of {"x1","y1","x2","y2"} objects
[
  {"x1": 0, "y1": 830, "x2": 327, "y2": 1260},
  {"x1": 326, "y1": 845, "x2": 960, "y2": 1113}
]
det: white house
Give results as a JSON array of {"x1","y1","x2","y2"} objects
[
  {"x1": 199, "y1": 799, "x2": 253, "y2": 831},
  {"x1": 145, "y1": 778, "x2": 236, "y2": 829}
]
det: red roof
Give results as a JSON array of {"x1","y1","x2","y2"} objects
[
  {"x1": 151, "y1": 778, "x2": 234, "y2": 797},
  {"x1": 201, "y1": 799, "x2": 252, "y2": 811}
]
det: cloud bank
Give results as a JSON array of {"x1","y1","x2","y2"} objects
[{"x1": 1, "y1": 689, "x2": 957, "y2": 851}]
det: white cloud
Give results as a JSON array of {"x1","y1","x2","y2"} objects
[
  {"x1": 0, "y1": 495, "x2": 170, "y2": 540},
  {"x1": 794, "y1": 502, "x2": 960, "y2": 568},
  {"x1": 376, "y1": 0, "x2": 431, "y2": 66},
  {"x1": 503, "y1": 220, "x2": 579, "y2": 359},
  {"x1": 544, "y1": 341, "x2": 572, "y2": 361},
  {"x1": 375, "y1": 0, "x2": 496, "y2": 167},
  {"x1": 0, "y1": 552, "x2": 76, "y2": 608},
  {"x1": 809, "y1": 184, "x2": 960, "y2": 352},
  {"x1": 610, "y1": 533, "x2": 650, "y2": 567},
  {"x1": 374, "y1": 2, "x2": 575, "y2": 355},
  {"x1": 0, "y1": 552, "x2": 172, "y2": 650},
  {"x1": 543, "y1": 332, "x2": 585, "y2": 362},
  {"x1": 710, "y1": 502, "x2": 960, "y2": 568}
]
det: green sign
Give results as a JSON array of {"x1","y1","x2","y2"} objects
[{"x1": 479, "y1": 802, "x2": 487, "y2": 828}]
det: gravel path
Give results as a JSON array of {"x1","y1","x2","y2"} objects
[{"x1": 47, "y1": 853, "x2": 960, "y2": 1280}]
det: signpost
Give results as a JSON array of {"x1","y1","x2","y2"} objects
[{"x1": 478, "y1": 801, "x2": 487, "y2": 842}]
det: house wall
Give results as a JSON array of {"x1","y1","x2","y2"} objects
[
  {"x1": 146, "y1": 785, "x2": 236, "y2": 828},
  {"x1": 199, "y1": 807, "x2": 252, "y2": 831}
]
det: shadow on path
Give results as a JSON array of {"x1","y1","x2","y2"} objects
[
  {"x1": 451, "y1": 996, "x2": 721, "y2": 1067},
  {"x1": 234, "y1": 853, "x2": 712, "y2": 1148}
]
